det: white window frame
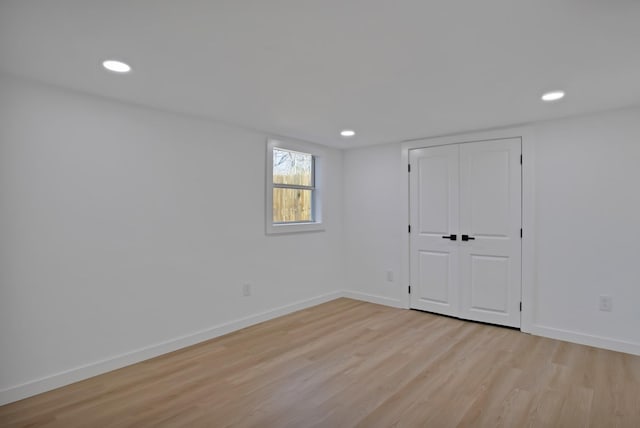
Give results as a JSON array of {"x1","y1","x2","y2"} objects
[{"x1": 266, "y1": 138, "x2": 325, "y2": 234}]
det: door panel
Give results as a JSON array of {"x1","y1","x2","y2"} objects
[
  {"x1": 469, "y1": 150, "x2": 510, "y2": 237},
  {"x1": 418, "y1": 251, "x2": 451, "y2": 304},
  {"x1": 409, "y1": 145, "x2": 459, "y2": 317},
  {"x1": 418, "y1": 156, "x2": 450, "y2": 234},
  {"x1": 470, "y1": 255, "x2": 509, "y2": 313},
  {"x1": 459, "y1": 138, "x2": 521, "y2": 327}
]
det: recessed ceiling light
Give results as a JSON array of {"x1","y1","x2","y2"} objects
[
  {"x1": 102, "y1": 60, "x2": 131, "y2": 73},
  {"x1": 340, "y1": 129, "x2": 356, "y2": 137},
  {"x1": 541, "y1": 90, "x2": 565, "y2": 102}
]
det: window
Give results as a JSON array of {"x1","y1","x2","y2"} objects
[
  {"x1": 272, "y1": 148, "x2": 314, "y2": 223},
  {"x1": 266, "y1": 139, "x2": 324, "y2": 234}
]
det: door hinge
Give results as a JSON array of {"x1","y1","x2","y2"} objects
[
  {"x1": 408, "y1": 225, "x2": 411, "y2": 233},
  {"x1": 408, "y1": 164, "x2": 411, "y2": 173},
  {"x1": 408, "y1": 285, "x2": 411, "y2": 294},
  {"x1": 520, "y1": 154, "x2": 523, "y2": 164},
  {"x1": 520, "y1": 301, "x2": 522, "y2": 311},
  {"x1": 520, "y1": 228, "x2": 523, "y2": 238}
]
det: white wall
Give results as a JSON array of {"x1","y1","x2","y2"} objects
[
  {"x1": 343, "y1": 144, "x2": 404, "y2": 306},
  {"x1": 344, "y1": 106, "x2": 640, "y2": 354},
  {"x1": 0, "y1": 74, "x2": 345, "y2": 402},
  {"x1": 533, "y1": 109, "x2": 640, "y2": 349}
]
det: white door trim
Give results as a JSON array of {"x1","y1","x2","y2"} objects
[{"x1": 400, "y1": 126, "x2": 536, "y2": 333}]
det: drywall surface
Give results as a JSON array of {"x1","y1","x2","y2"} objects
[
  {"x1": 0, "y1": 74, "x2": 345, "y2": 400},
  {"x1": 532, "y1": 108, "x2": 640, "y2": 347},
  {"x1": 343, "y1": 144, "x2": 403, "y2": 305},
  {"x1": 344, "y1": 106, "x2": 640, "y2": 352}
]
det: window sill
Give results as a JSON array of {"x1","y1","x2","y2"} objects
[{"x1": 266, "y1": 221, "x2": 325, "y2": 235}]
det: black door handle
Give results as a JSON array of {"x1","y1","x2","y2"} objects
[
  {"x1": 461, "y1": 234, "x2": 475, "y2": 241},
  {"x1": 442, "y1": 234, "x2": 457, "y2": 241}
]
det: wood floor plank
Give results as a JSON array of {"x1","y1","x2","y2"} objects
[{"x1": 1, "y1": 298, "x2": 639, "y2": 427}]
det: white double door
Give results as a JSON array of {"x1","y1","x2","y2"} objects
[{"x1": 409, "y1": 138, "x2": 522, "y2": 328}]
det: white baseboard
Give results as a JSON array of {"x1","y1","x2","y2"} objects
[
  {"x1": 342, "y1": 290, "x2": 403, "y2": 308},
  {"x1": 5, "y1": 291, "x2": 637, "y2": 406},
  {"x1": 529, "y1": 324, "x2": 640, "y2": 356},
  {"x1": 0, "y1": 291, "x2": 343, "y2": 406},
  {"x1": 342, "y1": 290, "x2": 640, "y2": 356}
]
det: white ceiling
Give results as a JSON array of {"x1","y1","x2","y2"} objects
[{"x1": 1, "y1": 0, "x2": 639, "y2": 148}]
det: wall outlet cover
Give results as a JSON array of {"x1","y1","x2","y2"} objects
[
  {"x1": 242, "y1": 283, "x2": 251, "y2": 297},
  {"x1": 386, "y1": 270, "x2": 394, "y2": 282},
  {"x1": 599, "y1": 295, "x2": 612, "y2": 312}
]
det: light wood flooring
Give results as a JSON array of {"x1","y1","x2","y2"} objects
[{"x1": 1, "y1": 298, "x2": 639, "y2": 427}]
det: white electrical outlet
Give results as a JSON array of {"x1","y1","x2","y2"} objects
[
  {"x1": 386, "y1": 270, "x2": 394, "y2": 282},
  {"x1": 242, "y1": 283, "x2": 251, "y2": 297},
  {"x1": 599, "y1": 295, "x2": 612, "y2": 312}
]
